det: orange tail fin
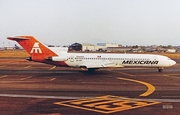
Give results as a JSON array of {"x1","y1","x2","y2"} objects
[{"x1": 7, "y1": 36, "x2": 58, "y2": 60}]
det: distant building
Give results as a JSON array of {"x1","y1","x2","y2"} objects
[
  {"x1": 106, "y1": 47, "x2": 131, "y2": 52},
  {"x1": 0, "y1": 47, "x2": 4, "y2": 51},
  {"x1": 69, "y1": 42, "x2": 178, "y2": 53},
  {"x1": 69, "y1": 43, "x2": 82, "y2": 51},
  {"x1": 81, "y1": 43, "x2": 121, "y2": 52},
  {"x1": 5, "y1": 46, "x2": 14, "y2": 50},
  {"x1": 82, "y1": 43, "x2": 95, "y2": 51},
  {"x1": 166, "y1": 49, "x2": 176, "y2": 53},
  {"x1": 97, "y1": 43, "x2": 119, "y2": 47},
  {"x1": 177, "y1": 47, "x2": 180, "y2": 52}
]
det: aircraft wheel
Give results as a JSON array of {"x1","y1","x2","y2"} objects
[{"x1": 158, "y1": 68, "x2": 164, "y2": 72}]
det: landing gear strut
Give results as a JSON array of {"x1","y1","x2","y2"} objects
[{"x1": 158, "y1": 67, "x2": 164, "y2": 72}]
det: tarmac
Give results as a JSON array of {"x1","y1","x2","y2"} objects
[{"x1": 0, "y1": 59, "x2": 180, "y2": 115}]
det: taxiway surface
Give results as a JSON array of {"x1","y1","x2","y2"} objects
[{"x1": 0, "y1": 59, "x2": 180, "y2": 115}]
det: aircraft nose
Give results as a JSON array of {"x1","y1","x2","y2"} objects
[{"x1": 171, "y1": 60, "x2": 176, "y2": 66}]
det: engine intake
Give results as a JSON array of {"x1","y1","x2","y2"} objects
[
  {"x1": 26, "y1": 57, "x2": 32, "y2": 61},
  {"x1": 49, "y1": 56, "x2": 68, "y2": 61}
]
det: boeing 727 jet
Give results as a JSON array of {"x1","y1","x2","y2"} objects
[{"x1": 8, "y1": 36, "x2": 176, "y2": 72}]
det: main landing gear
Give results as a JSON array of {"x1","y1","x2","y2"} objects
[
  {"x1": 88, "y1": 68, "x2": 98, "y2": 73},
  {"x1": 158, "y1": 67, "x2": 164, "y2": 72}
]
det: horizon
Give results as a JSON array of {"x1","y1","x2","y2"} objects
[{"x1": 1, "y1": 41, "x2": 179, "y2": 48}]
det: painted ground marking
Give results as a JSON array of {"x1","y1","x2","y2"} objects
[
  {"x1": 118, "y1": 72, "x2": 135, "y2": 77},
  {"x1": 117, "y1": 77, "x2": 155, "y2": 96},
  {"x1": 0, "y1": 75, "x2": 8, "y2": 79},
  {"x1": 50, "y1": 66, "x2": 56, "y2": 70},
  {"x1": 50, "y1": 78, "x2": 56, "y2": 81},
  {"x1": 20, "y1": 76, "x2": 33, "y2": 80},
  {"x1": 24, "y1": 66, "x2": 31, "y2": 68},
  {"x1": 54, "y1": 95, "x2": 160, "y2": 114},
  {"x1": 0, "y1": 65, "x2": 5, "y2": 68}
]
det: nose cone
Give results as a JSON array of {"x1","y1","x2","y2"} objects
[{"x1": 170, "y1": 60, "x2": 176, "y2": 66}]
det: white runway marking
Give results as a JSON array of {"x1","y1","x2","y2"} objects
[
  {"x1": 0, "y1": 94, "x2": 85, "y2": 99},
  {"x1": 50, "y1": 66, "x2": 56, "y2": 70},
  {"x1": 142, "y1": 98, "x2": 180, "y2": 103},
  {"x1": 118, "y1": 72, "x2": 135, "y2": 77},
  {"x1": 0, "y1": 75, "x2": 8, "y2": 79},
  {"x1": 161, "y1": 96, "x2": 180, "y2": 98},
  {"x1": 0, "y1": 93, "x2": 179, "y2": 103},
  {"x1": 24, "y1": 66, "x2": 31, "y2": 68},
  {"x1": 20, "y1": 76, "x2": 33, "y2": 80},
  {"x1": 50, "y1": 78, "x2": 56, "y2": 81},
  {"x1": 0, "y1": 65, "x2": 5, "y2": 68}
]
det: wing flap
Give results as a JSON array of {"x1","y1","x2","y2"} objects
[
  {"x1": 79, "y1": 63, "x2": 103, "y2": 68},
  {"x1": 79, "y1": 62, "x2": 124, "y2": 68}
]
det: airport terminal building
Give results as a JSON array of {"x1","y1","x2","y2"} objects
[{"x1": 81, "y1": 43, "x2": 120, "y2": 52}]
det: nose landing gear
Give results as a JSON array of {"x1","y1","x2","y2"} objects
[{"x1": 158, "y1": 67, "x2": 164, "y2": 72}]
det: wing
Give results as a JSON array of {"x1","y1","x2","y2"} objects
[{"x1": 78, "y1": 62, "x2": 124, "y2": 68}]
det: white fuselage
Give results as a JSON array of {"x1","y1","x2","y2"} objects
[{"x1": 53, "y1": 53, "x2": 176, "y2": 68}]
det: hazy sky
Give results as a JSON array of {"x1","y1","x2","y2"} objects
[{"x1": 1, "y1": 0, "x2": 180, "y2": 47}]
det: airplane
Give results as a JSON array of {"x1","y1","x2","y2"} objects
[{"x1": 7, "y1": 36, "x2": 176, "y2": 73}]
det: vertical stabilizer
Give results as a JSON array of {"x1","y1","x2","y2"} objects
[{"x1": 7, "y1": 36, "x2": 58, "y2": 60}]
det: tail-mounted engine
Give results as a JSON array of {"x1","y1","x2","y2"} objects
[{"x1": 47, "y1": 56, "x2": 68, "y2": 61}]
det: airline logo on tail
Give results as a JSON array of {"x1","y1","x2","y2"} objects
[{"x1": 30, "y1": 42, "x2": 42, "y2": 53}]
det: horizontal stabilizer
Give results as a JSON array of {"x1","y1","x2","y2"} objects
[{"x1": 7, "y1": 36, "x2": 30, "y2": 41}]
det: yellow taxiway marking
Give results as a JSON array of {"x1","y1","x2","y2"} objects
[
  {"x1": 50, "y1": 78, "x2": 56, "y2": 81},
  {"x1": 49, "y1": 66, "x2": 56, "y2": 70},
  {"x1": 0, "y1": 75, "x2": 8, "y2": 79},
  {"x1": 117, "y1": 77, "x2": 155, "y2": 97},
  {"x1": 55, "y1": 95, "x2": 160, "y2": 114},
  {"x1": 20, "y1": 76, "x2": 33, "y2": 81}
]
